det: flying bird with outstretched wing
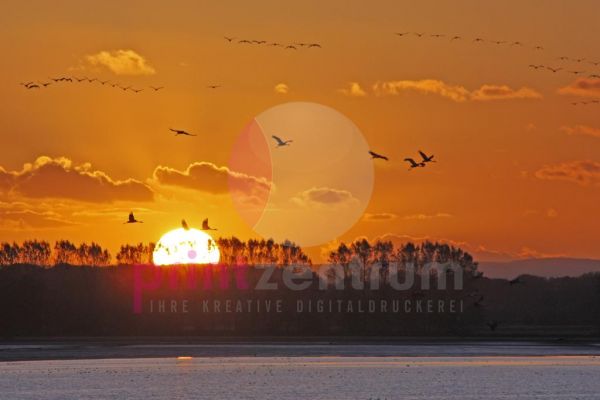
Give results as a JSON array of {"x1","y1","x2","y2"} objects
[
  {"x1": 404, "y1": 158, "x2": 426, "y2": 170},
  {"x1": 369, "y1": 151, "x2": 389, "y2": 161},
  {"x1": 202, "y1": 218, "x2": 217, "y2": 231},
  {"x1": 418, "y1": 150, "x2": 435, "y2": 163},
  {"x1": 182, "y1": 219, "x2": 190, "y2": 230},
  {"x1": 124, "y1": 212, "x2": 143, "y2": 224},
  {"x1": 170, "y1": 128, "x2": 197, "y2": 137},
  {"x1": 272, "y1": 135, "x2": 293, "y2": 147}
]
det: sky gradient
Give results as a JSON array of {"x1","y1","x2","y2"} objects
[{"x1": 1, "y1": 0, "x2": 599, "y2": 262}]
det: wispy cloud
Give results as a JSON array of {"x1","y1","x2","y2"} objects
[
  {"x1": 373, "y1": 80, "x2": 470, "y2": 101},
  {"x1": 274, "y1": 83, "x2": 289, "y2": 94},
  {"x1": 85, "y1": 49, "x2": 156, "y2": 76},
  {"x1": 535, "y1": 160, "x2": 600, "y2": 186},
  {"x1": 470, "y1": 84, "x2": 542, "y2": 101},
  {"x1": 293, "y1": 187, "x2": 358, "y2": 207},
  {"x1": 372, "y1": 79, "x2": 541, "y2": 102},
  {"x1": 338, "y1": 82, "x2": 367, "y2": 97},
  {"x1": 403, "y1": 212, "x2": 453, "y2": 220},
  {"x1": 363, "y1": 212, "x2": 397, "y2": 221},
  {"x1": 561, "y1": 125, "x2": 600, "y2": 138},
  {"x1": 558, "y1": 78, "x2": 600, "y2": 98}
]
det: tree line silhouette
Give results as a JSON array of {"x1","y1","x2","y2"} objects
[{"x1": 0, "y1": 238, "x2": 476, "y2": 274}]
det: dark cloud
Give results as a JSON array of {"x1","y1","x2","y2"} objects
[
  {"x1": 153, "y1": 161, "x2": 271, "y2": 195},
  {"x1": 0, "y1": 156, "x2": 153, "y2": 203}
]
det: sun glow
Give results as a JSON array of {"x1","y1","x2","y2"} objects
[{"x1": 152, "y1": 228, "x2": 220, "y2": 266}]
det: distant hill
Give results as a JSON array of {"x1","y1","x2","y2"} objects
[{"x1": 479, "y1": 257, "x2": 600, "y2": 279}]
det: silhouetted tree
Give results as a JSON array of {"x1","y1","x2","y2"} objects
[{"x1": 53, "y1": 240, "x2": 78, "y2": 265}]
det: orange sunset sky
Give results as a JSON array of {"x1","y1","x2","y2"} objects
[{"x1": 1, "y1": 0, "x2": 599, "y2": 262}]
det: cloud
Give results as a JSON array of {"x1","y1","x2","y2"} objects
[
  {"x1": 561, "y1": 125, "x2": 600, "y2": 138},
  {"x1": 363, "y1": 212, "x2": 397, "y2": 221},
  {"x1": 0, "y1": 201, "x2": 76, "y2": 230},
  {"x1": 292, "y1": 187, "x2": 358, "y2": 206},
  {"x1": 372, "y1": 79, "x2": 541, "y2": 102},
  {"x1": 517, "y1": 246, "x2": 564, "y2": 259},
  {"x1": 403, "y1": 212, "x2": 453, "y2": 220},
  {"x1": 470, "y1": 85, "x2": 542, "y2": 101},
  {"x1": 339, "y1": 82, "x2": 367, "y2": 97},
  {"x1": 558, "y1": 78, "x2": 600, "y2": 98},
  {"x1": 153, "y1": 161, "x2": 271, "y2": 196},
  {"x1": 274, "y1": 83, "x2": 289, "y2": 94},
  {"x1": 534, "y1": 160, "x2": 600, "y2": 186},
  {"x1": 85, "y1": 49, "x2": 156, "y2": 76},
  {"x1": 0, "y1": 156, "x2": 153, "y2": 203},
  {"x1": 373, "y1": 79, "x2": 470, "y2": 101}
]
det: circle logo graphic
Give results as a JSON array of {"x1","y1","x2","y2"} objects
[{"x1": 229, "y1": 102, "x2": 374, "y2": 247}]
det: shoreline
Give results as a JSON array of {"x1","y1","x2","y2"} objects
[{"x1": 2, "y1": 337, "x2": 600, "y2": 362}]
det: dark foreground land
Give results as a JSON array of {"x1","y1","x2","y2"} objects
[
  {"x1": 1, "y1": 265, "x2": 599, "y2": 339},
  {"x1": 2, "y1": 338, "x2": 600, "y2": 362}
]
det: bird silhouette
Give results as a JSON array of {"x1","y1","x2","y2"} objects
[
  {"x1": 450, "y1": 35, "x2": 461, "y2": 41},
  {"x1": 207, "y1": 85, "x2": 221, "y2": 89},
  {"x1": 75, "y1": 77, "x2": 87, "y2": 82},
  {"x1": 412, "y1": 32, "x2": 424, "y2": 37},
  {"x1": 589, "y1": 74, "x2": 600, "y2": 79},
  {"x1": 238, "y1": 39, "x2": 251, "y2": 44},
  {"x1": 182, "y1": 219, "x2": 190, "y2": 230},
  {"x1": 430, "y1": 34, "x2": 445, "y2": 38},
  {"x1": 528, "y1": 64, "x2": 544, "y2": 70},
  {"x1": 557, "y1": 56, "x2": 569, "y2": 61},
  {"x1": 224, "y1": 36, "x2": 235, "y2": 42},
  {"x1": 418, "y1": 150, "x2": 435, "y2": 163},
  {"x1": 150, "y1": 86, "x2": 164, "y2": 91},
  {"x1": 568, "y1": 70, "x2": 585, "y2": 75},
  {"x1": 202, "y1": 218, "x2": 217, "y2": 231},
  {"x1": 124, "y1": 212, "x2": 143, "y2": 224},
  {"x1": 170, "y1": 128, "x2": 197, "y2": 137},
  {"x1": 395, "y1": 32, "x2": 410, "y2": 37},
  {"x1": 26, "y1": 84, "x2": 40, "y2": 89},
  {"x1": 404, "y1": 158, "x2": 426, "y2": 169},
  {"x1": 474, "y1": 295, "x2": 484, "y2": 307},
  {"x1": 308, "y1": 43, "x2": 321, "y2": 48},
  {"x1": 473, "y1": 38, "x2": 484, "y2": 42},
  {"x1": 99, "y1": 80, "x2": 109, "y2": 85},
  {"x1": 486, "y1": 321, "x2": 499, "y2": 331},
  {"x1": 511, "y1": 41, "x2": 523, "y2": 46},
  {"x1": 268, "y1": 42, "x2": 282, "y2": 46},
  {"x1": 272, "y1": 135, "x2": 293, "y2": 147},
  {"x1": 369, "y1": 151, "x2": 389, "y2": 161},
  {"x1": 130, "y1": 88, "x2": 143, "y2": 93},
  {"x1": 533, "y1": 45, "x2": 544, "y2": 50},
  {"x1": 509, "y1": 277, "x2": 521, "y2": 286},
  {"x1": 39, "y1": 82, "x2": 52, "y2": 87},
  {"x1": 471, "y1": 271, "x2": 484, "y2": 280},
  {"x1": 546, "y1": 67, "x2": 562, "y2": 73},
  {"x1": 285, "y1": 45, "x2": 297, "y2": 50},
  {"x1": 492, "y1": 40, "x2": 505, "y2": 45}
]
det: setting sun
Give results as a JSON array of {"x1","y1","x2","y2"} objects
[{"x1": 152, "y1": 228, "x2": 220, "y2": 266}]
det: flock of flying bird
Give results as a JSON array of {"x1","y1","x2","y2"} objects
[
  {"x1": 125, "y1": 212, "x2": 217, "y2": 232},
  {"x1": 394, "y1": 30, "x2": 600, "y2": 67},
  {"x1": 272, "y1": 133, "x2": 436, "y2": 170},
  {"x1": 19, "y1": 76, "x2": 165, "y2": 93},
  {"x1": 224, "y1": 36, "x2": 321, "y2": 50},
  {"x1": 395, "y1": 30, "x2": 600, "y2": 106}
]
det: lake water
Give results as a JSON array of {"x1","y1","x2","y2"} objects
[{"x1": 2, "y1": 354, "x2": 600, "y2": 399}]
